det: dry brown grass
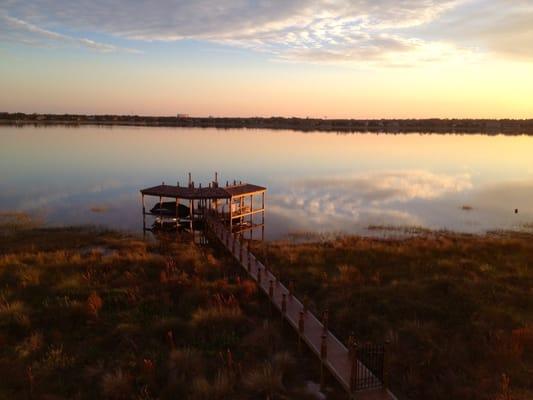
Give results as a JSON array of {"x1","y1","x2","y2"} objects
[
  {"x1": 258, "y1": 231, "x2": 533, "y2": 400},
  {"x1": 0, "y1": 224, "x2": 320, "y2": 400},
  {"x1": 101, "y1": 369, "x2": 133, "y2": 399}
]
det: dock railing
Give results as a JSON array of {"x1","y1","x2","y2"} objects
[{"x1": 204, "y1": 211, "x2": 396, "y2": 400}]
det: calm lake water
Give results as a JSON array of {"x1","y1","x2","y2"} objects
[{"x1": 1, "y1": 125, "x2": 532, "y2": 239}]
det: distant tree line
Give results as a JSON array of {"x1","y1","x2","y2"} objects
[{"x1": 1, "y1": 112, "x2": 533, "y2": 134}]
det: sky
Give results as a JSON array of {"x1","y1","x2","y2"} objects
[{"x1": 0, "y1": 0, "x2": 532, "y2": 118}]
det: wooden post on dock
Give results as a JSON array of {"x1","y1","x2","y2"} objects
[
  {"x1": 322, "y1": 309, "x2": 329, "y2": 334},
  {"x1": 349, "y1": 341, "x2": 358, "y2": 393},
  {"x1": 239, "y1": 237, "x2": 243, "y2": 263},
  {"x1": 320, "y1": 334, "x2": 328, "y2": 390},
  {"x1": 142, "y1": 194, "x2": 146, "y2": 231},
  {"x1": 189, "y1": 199, "x2": 193, "y2": 232},
  {"x1": 249, "y1": 193, "x2": 253, "y2": 239},
  {"x1": 384, "y1": 340, "x2": 390, "y2": 390},
  {"x1": 298, "y1": 310, "x2": 304, "y2": 353},
  {"x1": 229, "y1": 196, "x2": 233, "y2": 232},
  {"x1": 289, "y1": 280, "x2": 294, "y2": 298},
  {"x1": 175, "y1": 196, "x2": 180, "y2": 230},
  {"x1": 261, "y1": 192, "x2": 265, "y2": 241}
]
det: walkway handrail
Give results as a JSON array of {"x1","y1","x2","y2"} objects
[{"x1": 203, "y1": 211, "x2": 395, "y2": 399}]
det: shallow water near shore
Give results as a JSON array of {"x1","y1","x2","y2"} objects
[{"x1": 1, "y1": 125, "x2": 532, "y2": 239}]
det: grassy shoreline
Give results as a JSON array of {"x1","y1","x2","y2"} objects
[{"x1": 1, "y1": 214, "x2": 531, "y2": 399}]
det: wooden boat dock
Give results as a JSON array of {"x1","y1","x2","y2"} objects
[{"x1": 140, "y1": 173, "x2": 266, "y2": 238}]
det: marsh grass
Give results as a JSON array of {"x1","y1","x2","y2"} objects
[
  {"x1": 0, "y1": 224, "x2": 314, "y2": 399},
  {"x1": 256, "y1": 231, "x2": 533, "y2": 400}
]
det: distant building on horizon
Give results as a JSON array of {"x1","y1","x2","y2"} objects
[{"x1": 176, "y1": 113, "x2": 190, "y2": 118}]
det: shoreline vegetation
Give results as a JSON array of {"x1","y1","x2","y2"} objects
[
  {"x1": 0, "y1": 215, "x2": 334, "y2": 400},
  {"x1": 1, "y1": 213, "x2": 531, "y2": 399},
  {"x1": 254, "y1": 231, "x2": 533, "y2": 400},
  {"x1": 2, "y1": 112, "x2": 533, "y2": 135}
]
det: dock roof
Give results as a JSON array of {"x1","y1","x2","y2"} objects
[{"x1": 140, "y1": 183, "x2": 266, "y2": 199}]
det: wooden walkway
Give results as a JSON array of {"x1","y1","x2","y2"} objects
[{"x1": 205, "y1": 214, "x2": 396, "y2": 400}]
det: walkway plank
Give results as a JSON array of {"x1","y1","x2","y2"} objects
[{"x1": 205, "y1": 215, "x2": 397, "y2": 400}]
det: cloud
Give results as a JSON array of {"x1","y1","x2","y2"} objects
[
  {"x1": 1, "y1": 1, "x2": 532, "y2": 63},
  {"x1": 0, "y1": 0, "x2": 466, "y2": 64},
  {"x1": 0, "y1": 13, "x2": 141, "y2": 53},
  {"x1": 415, "y1": 0, "x2": 533, "y2": 60}
]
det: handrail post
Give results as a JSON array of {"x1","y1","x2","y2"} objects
[
  {"x1": 298, "y1": 310, "x2": 305, "y2": 353},
  {"x1": 281, "y1": 293, "x2": 287, "y2": 316},
  {"x1": 320, "y1": 334, "x2": 328, "y2": 390},
  {"x1": 322, "y1": 308, "x2": 329, "y2": 334},
  {"x1": 269, "y1": 279, "x2": 274, "y2": 298},
  {"x1": 289, "y1": 280, "x2": 294, "y2": 299},
  {"x1": 257, "y1": 267, "x2": 262, "y2": 286},
  {"x1": 348, "y1": 332, "x2": 356, "y2": 359},
  {"x1": 247, "y1": 251, "x2": 252, "y2": 272},
  {"x1": 384, "y1": 340, "x2": 390, "y2": 390},
  {"x1": 349, "y1": 341, "x2": 358, "y2": 393}
]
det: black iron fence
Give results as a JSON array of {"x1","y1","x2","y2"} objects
[{"x1": 350, "y1": 342, "x2": 385, "y2": 391}]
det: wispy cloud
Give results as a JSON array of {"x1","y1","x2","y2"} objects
[
  {"x1": 0, "y1": 13, "x2": 141, "y2": 53},
  {"x1": 1, "y1": 1, "x2": 532, "y2": 64}
]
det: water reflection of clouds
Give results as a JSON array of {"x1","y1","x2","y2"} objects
[
  {"x1": 0, "y1": 180, "x2": 142, "y2": 231},
  {"x1": 267, "y1": 170, "x2": 473, "y2": 234},
  {"x1": 0, "y1": 179, "x2": 125, "y2": 210},
  {"x1": 291, "y1": 170, "x2": 473, "y2": 204}
]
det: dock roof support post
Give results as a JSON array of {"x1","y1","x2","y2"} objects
[
  {"x1": 239, "y1": 237, "x2": 243, "y2": 263},
  {"x1": 176, "y1": 197, "x2": 180, "y2": 230},
  {"x1": 261, "y1": 192, "x2": 265, "y2": 241},
  {"x1": 189, "y1": 199, "x2": 193, "y2": 232},
  {"x1": 250, "y1": 194, "x2": 253, "y2": 241},
  {"x1": 229, "y1": 196, "x2": 233, "y2": 232},
  {"x1": 142, "y1": 194, "x2": 146, "y2": 231}
]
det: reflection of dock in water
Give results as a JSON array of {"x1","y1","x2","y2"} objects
[{"x1": 140, "y1": 172, "x2": 266, "y2": 240}]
